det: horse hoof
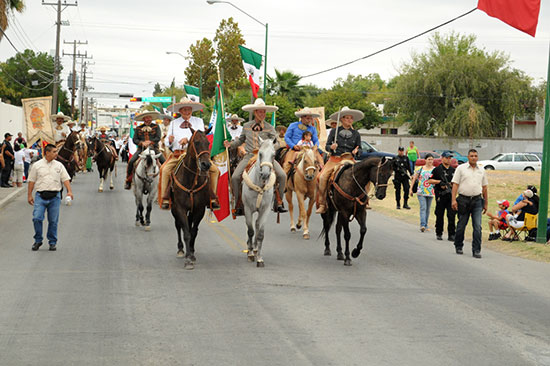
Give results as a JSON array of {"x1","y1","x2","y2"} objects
[
  {"x1": 344, "y1": 259, "x2": 352, "y2": 266},
  {"x1": 337, "y1": 253, "x2": 344, "y2": 261},
  {"x1": 257, "y1": 261, "x2": 265, "y2": 268},
  {"x1": 177, "y1": 250, "x2": 185, "y2": 258},
  {"x1": 135, "y1": 221, "x2": 140, "y2": 227},
  {"x1": 185, "y1": 262, "x2": 195, "y2": 270},
  {"x1": 351, "y1": 249, "x2": 360, "y2": 258},
  {"x1": 296, "y1": 224, "x2": 302, "y2": 230},
  {"x1": 110, "y1": 186, "x2": 114, "y2": 190},
  {"x1": 290, "y1": 227, "x2": 296, "y2": 232},
  {"x1": 144, "y1": 226, "x2": 151, "y2": 231},
  {"x1": 324, "y1": 249, "x2": 331, "y2": 256},
  {"x1": 98, "y1": 189, "x2": 103, "y2": 193},
  {"x1": 303, "y1": 233, "x2": 310, "y2": 240},
  {"x1": 247, "y1": 255, "x2": 255, "y2": 262}
]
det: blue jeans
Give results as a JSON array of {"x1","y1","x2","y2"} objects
[
  {"x1": 454, "y1": 195, "x2": 483, "y2": 253},
  {"x1": 409, "y1": 160, "x2": 416, "y2": 173},
  {"x1": 24, "y1": 162, "x2": 30, "y2": 181},
  {"x1": 32, "y1": 192, "x2": 61, "y2": 245},
  {"x1": 417, "y1": 195, "x2": 433, "y2": 228}
]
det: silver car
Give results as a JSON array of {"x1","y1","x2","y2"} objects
[{"x1": 478, "y1": 153, "x2": 541, "y2": 171}]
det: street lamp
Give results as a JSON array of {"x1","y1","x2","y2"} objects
[
  {"x1": 206, "y1": 0, "x2": 268, "y2": 99},
  {"x1": 28, "y1": 68, "x2": 54, "y2": 77}
]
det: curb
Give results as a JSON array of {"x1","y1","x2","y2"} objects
[{"x1": 0, "y1": 187, "x2": 26, "y2": 210}]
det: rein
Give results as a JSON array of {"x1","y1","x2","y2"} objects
[{"x1": 242, "y1": 161, "x2": 276, "y2": 209}]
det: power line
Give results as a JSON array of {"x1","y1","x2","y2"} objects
[
  {"x1": 0, "y1": 64, "x2": 54, "y2": 90},
  {"x1": 300, "y1": 8, "x2": 478, "y2": 79}
]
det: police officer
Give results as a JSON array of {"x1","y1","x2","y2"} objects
[
  {"x1": 393, "y1": 146, "x2": 412, "y2": 209},
  {"x1": 427, "y1": 151, "x2": 456, "y2": 241}
]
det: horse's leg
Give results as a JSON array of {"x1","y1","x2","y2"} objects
[
  {"x1": 322, "y1": 212, "x2": 332, "y2": 256},
  {"x1": 352, "y1": 209, "x2": 367, "y2": 259},
  {"x1": 175, "y1": 219, "x2": 185, "y2": 258},
  {"x1": 144, "y1": 191, "x2": 152, "y2": 231},
  {"x1": 296, "y1": 190, "x2": 306, "y2": 232},
  {"x1": 109, "y1": 166, "x2": 114, "y2": 189},
  {"x1": 135, "y1": 188, "x2": 143, "y2": 226},
  {"x1": 342, "y1": 215, "x2": 352, "y2": 266},
  {"x1": 336, "y1": 213, "x2": 344, "y2": 261},
  {"x1": 181, "y1": 211, "x2": 194, "y2": 270},
  {"x1": 244, "y1": 206, "x2": 255, "y2": 262},
  {"x1": 286, "y1": 189, "x2": 296, "y2": 232},
  {"x1": 98, "y1": 167, "x2": 104, "y2": 192},
  {"x1": 188, "y1": 207, "x2": 205, "y2": 264},
  {"x1": 303, "y1": 195, "x2": 315, "y2": 240},
  {"x1": 254, "y1": 205, "x2": 269, "y2": 268}
]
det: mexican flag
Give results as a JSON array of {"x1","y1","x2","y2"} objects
[
  {"x1": 477, "y1": 0, "x2": 540, "y2": 37},
  {"x1": 270, "y1": 109, "x2": 276, "y2": 127},
  {"x1": 128, "y1": 120, "x2": 137, "y2": 159},
  {"x1": 239, "y1": 45, "x2": 262, "y2": 98},
  {"x1": 210, "y1": 81, "x2": 232, "y2": 222},
  {"x1": 184, "y1": 85, "x2": 201, "y2": 102}
]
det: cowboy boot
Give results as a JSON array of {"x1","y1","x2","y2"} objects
[
  {"x1": 274, "y1": 191, "x2": 287, "y2": 213},
  {"x1": 161, "y1": 186, "x2": 171, "y2": 210},
  {"x1": 124, "y1": 175, "x2": 132, "y2": 190}
]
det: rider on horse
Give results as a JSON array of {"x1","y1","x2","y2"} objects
[
  {"x1": 223, "y1": 98, "x2": 287, "y2": 216},
  {"x1": 125, "y1": 111, "x2": 165, "y2": 190},
  {"x1": 52, "y1": 112, "x2": 71, "y2": 147},
  {"x1": 158, "y1": 97, "x2": 221, "y2": 210},
  {"x1": 316, "y1": 106, "x2": 363, "y2": 214},
  {"x1": 96, "y1": 126, "x2": 119, "y2": 160}
]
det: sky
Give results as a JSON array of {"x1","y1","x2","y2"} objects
[{"x1": 0, "y1": 0, "x2": 549, "y2": 108}]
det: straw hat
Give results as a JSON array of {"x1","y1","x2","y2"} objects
[
  {"x1": 159, "y1": 114, "x2": 173, "y2": 121},
  {"x1": 167, "y1": 97, "x2": 205, "y2": 113},
  {"x1": 51, "y1": 111, "x2": 70, "y2": 122},
  {"x1": 96, "y1": 125, "x2": 109, "y2": 131},
  {"x1": 325, "y1": 118, "x2": 337, "y2": 127},
  {"x1": 242, "y1": 98, "x2": 278, "y2": 113},
  {"x1": 226, "y1": 114, "x2": 245, "y2": 123},
  {"x1": 295, "y1": 107, "x2": 320, "y2": 118},
  {"x1": 67, "y1": 120, "x2": 76, "y2": 126},
  {"x1": 329, "y1": 106, "x2": 364, "y2": 122},
  {"x1": 275, "y1": 125, "x2": 287, "y2": 133},
  {"x1": 135, "y1": 111, "x2": 160, "y2": 121}
]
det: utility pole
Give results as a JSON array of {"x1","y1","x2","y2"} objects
[
  {"x1": 42, "y1": 0, "x2": 78, "y2": 114},
  {"x1": 63, "y1": 40, "x2": 90, "y2": 119}
]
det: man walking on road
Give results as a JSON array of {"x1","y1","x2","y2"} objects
[
  {"x1": 392, "y1": 146, "x2": 412, "y2": 210},
  {"x1": 428, "y1": 151, "x2": 456, "y2": 241},
  {"x1": 27, "y1": 144, "x2": 74, "y2": 251},
  {"x1": 1, "y1": 133, "x2": 14, "y2": 187},
  {"x1": 451, "y1": 149, "x2": 488, "y2": 258}
]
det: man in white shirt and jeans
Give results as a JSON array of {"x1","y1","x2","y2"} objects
[
  {"x1": 451, "y1": 149, "x2": 488, "y2": 258},
  {"x1": 27, "y1": 144, "x2": 74, "y2": 251}
]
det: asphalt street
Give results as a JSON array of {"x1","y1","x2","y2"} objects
[{"x1": 0, "y1": 166, "x2": 549, "y2": 365}]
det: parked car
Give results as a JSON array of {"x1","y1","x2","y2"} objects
[
  {"x1": 433, "y1": 149, "x2": 468, "y2": 164},
  {"x1": 478, "y1": 153, "x2": 541, "y2": 171},
  {"x1": 526, "y1": 152, "x2": 542, "y2": 161},
  {"x1": 415, "y1": 151, "x2": 458, "y2": 169},
  {"x1": 356, "y1": 141, "x2": 396, "y2": 161}
]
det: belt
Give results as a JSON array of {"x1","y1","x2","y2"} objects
[{"x1": 458, "y1": 194, "x2": 482, "y2": 200}]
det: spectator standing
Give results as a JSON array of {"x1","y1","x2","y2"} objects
[
  {"x1": 392, "y1": 146, "x2": 412, "y2": 210},
  {"x1": 27, "y1": 144, "x2": 74, "y2": 251},
  {"x1": 1, "y1": 133, "x2": 15, "y2": 187},
  {"x1": 410, "y1": 154, "x2": 435, "y2": 232},
  {"x1": 13, "y1": 144, "x2": 25, "y2": 187},
  {"x1": 406, "y1": 140, "x2": 419, "y2": 173},
  {"x1": 15, "y1": 132, "x2": 27, "y2": 147},
  {"x1": 451, "y1": 149, "x2": 488, "y2": 258},
  {"x1": 428, "y1": 151, "x2": 456, "y2": 241},
  {"x1": 23, "y1": 147, "x2": 37, "y2": 180}
]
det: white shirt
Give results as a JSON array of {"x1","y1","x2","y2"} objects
[
  {"x1": 166, "y1": 116, "x2": 205, "y2": 151},
  {"x1": 54, "y1": 124, "x2": 71, "y2": 142},
  {"x1": 228, "y1": 125, "x2": 243, "y2": 140},
  {"x1": 451, "y1": 163, "x2": 488, "y2": 196},
  {"x1": 28, "y1": 158, "x2": 70, "y2": 192},
  {"x1": 24, "y1": 148, "x2": 37, "y2": 162},
  {"x1": 14, "y1": 150, "x2": 25, "y2": 165},
  {"x1": 114, "y1": 139, "x2": 124, "y2": 149}
]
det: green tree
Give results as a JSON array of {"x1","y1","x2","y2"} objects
[
  {"x1": 153, "y1": 82, "x2": 162, "y2": 95},
  {"x1": 213, "y1": 17, "x2": 246, "y2": 91},
  {"x1": 333, "y1": 73, "x2": 389, "y2": 105},
  {"x1": 184, "y1": 38, "x2": 217, "y2": 99},
  {"x1": 267, "y1": 69, "x2": 305, "y2": 105},
  {"x1": 1, "y1": 0, "x2": 24, "y2": 40},
  {"x1": 392, "y1": 32, "x2": 537, "y2": 137}
]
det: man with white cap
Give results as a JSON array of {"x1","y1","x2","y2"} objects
[
  {"x1": 224, "y1": 98, "x2": 287, "y2": 216},
  {"x1": 124, "y1": 111, "x2": 164, "y2": 189},
  {"x1": 51, "y1": 112, "x2": 71, "y2": 145},
  {"x1": 226, "y1": 114, "x2": 244, "y2": 140},
  {"x1": 158, "y1": 97, "x2": 220, "y2": 210},
  {"x1": 282, "y1": 107, "x2": 321, "y2": 174},
  {"x1": 316, "y1": 106, "x2": 363, "y2": 214}
]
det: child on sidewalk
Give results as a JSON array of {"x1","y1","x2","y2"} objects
[{"x1": 487, "y1": 199, "x2": 509, "y2": 240}]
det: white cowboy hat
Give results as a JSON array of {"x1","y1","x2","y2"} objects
[
  {"x1": 51, "y1": 111, "x2": 70, "y2": 122},
  {"x1": 135, "y1": 111, "x2": 160, "y2": 121},
  {"x1": 159, "y1": 114, "x2": 173, "y2": 121},
  {"x1": 329, "y1": 106, "x2": 364, "y2": 122},
  {"x1": 96, "y1": 125, "x2": 110, "y2": 131},
  {"x1": 242, "y1": 98, "x2": 278, "y2": 113},
  {"x1": 325, "y1": 118, "x2": 338, "y2": 127},
  {"x1": 225, "y1": 114, "x2": 245, "y2": 123},
  {"x1": 295, "y1": 107, "x2": 320, "y2": 118},
  {"x1": 167, "y1": 97, "x2": 205, "y2": 113},
  {"x1": 67, "y1": 120, "x2": 76, "y2": 125}
]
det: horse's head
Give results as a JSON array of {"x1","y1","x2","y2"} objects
[
  {"x1": 370, "y1": 156, "x2": 394, "y2": 200},
  {"x1": 301, "y1": 148, "x2": 318, "y2": 182},
  {"x1": 188, "y1": 130, "x2": 211, "y2": 172},
  {"x1": 257, "y1": 136, "x2": 276, "y2": 182}
]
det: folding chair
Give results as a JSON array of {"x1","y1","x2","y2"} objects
[{"x1": 510, "y1": 213, "x2": 537, "y2": 242}]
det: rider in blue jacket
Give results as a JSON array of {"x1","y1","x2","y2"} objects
[{"x1": 282, "y1": 107, "x2": 321, "y2": 174}]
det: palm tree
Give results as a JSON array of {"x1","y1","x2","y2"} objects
[
  {"x1": 0, "y1": 0, "x2": 25, "y2": 41},
  {"x1": 267, "y1": 69, "x2": 305, "y2": 105}
]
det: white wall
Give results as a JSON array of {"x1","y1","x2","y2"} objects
[{"x1": 0, "y1": 102, "x2": 24, "y2": 139}]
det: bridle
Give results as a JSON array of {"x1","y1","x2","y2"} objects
[
  {"x1": 136, "y1": 150, "x2": 160, "y2": 185},
  {"x1": 56, "y1": 133, "x2": 78, "y2": 163},
  {"x1": 351, "y1": 158, "x2": 390, "y2": 199},
  {"x1": 296, "y1": 150, "x2": 317, "y2": 182}
]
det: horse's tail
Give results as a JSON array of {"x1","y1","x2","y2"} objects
[{"x1": 319, "y1": 208, "x2": 336, "y2": 240}]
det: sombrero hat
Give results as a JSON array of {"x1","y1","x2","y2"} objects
[
  {"x1": 226, "y1": 114, "x2": 245, "y2": 123},
  {"x1": 67, "y1": 120, "x2": 76, "y2": 126},
  {"x1": 275, "y1": 125, "x2": 287, "y2": 133},
  {"x1": 242, "y1": 98, "x2": 278, "y2": 113},
  {"x1": 329, "y1": 106, "x2": 364, "y2": 122},
  {"x1": 159, "y1": 114, "x2": 173, "y2": 121},
  {"x1": 167, "y1": 97, "x2": 205, "y2": 113},
  {"x1": 96, "y1": 125, "x2": 109, "y2": 131},
  {"x1": 325, "y1": 118, "x2": 337, "y2": 127},
  {"x1": 295, "y1": 107, "x2": 320, "y2": 118},
  {"x1": 135, "y1": 111, "x2": 160, "y2": 121},
  {"x1": 51, "y1": 111, "x2": 70, "y2": 122}
]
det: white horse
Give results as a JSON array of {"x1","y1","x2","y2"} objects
[
  {"x1": 241, "y1": 137, "x2": 276, "y2": 268},
  {"x1": 132, "y1": 147, "x2": 161, "y2": 231}
]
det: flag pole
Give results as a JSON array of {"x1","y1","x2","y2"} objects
[{"x1": 536, "y1": 42, "x2": 550, "y2": 243}]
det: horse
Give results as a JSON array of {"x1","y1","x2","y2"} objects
[
  {"x1": 285, "y1": 147, "x2": 320, "y2": 239},
  {"x1": 55, "y1": 130, "x2": 80, "y2": 180},
  {"x1": 321, "y1": 156, "x2": 393, "y2": 266},
  {"x1": 132, "y1": 147, "x2": 161, "y2": 231},
  {"x1": 170, "y1": 130, "x2": 211, "y2": 270},
  {"x1": 241, "y1": 137, "x2": 277, "y2": 268},
  {"x1": 89, "y1": 136, "x2": 116, "y2": 192}
]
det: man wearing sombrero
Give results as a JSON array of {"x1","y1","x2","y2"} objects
[
  {"x1": 325, "y1": 119, "x2": 337, "y2": 137},
  {"x1": 316, "y1": 106, "x2": 363, "y2": 214},
  {"x1": 124, "y1": 111, "x2": 164, "y2": 189},
  {"x1": 224, "y1": 98, "x2": 287, "y2": 216},
  {"x1": 51, "y1": 112, "x2": 71, "y2": 144},
  {"x1": 226, "y1": 114, "x2": 244, "y2": 140},
  {"x1": 159, "y1": 97, "x2": 220, "y2": 210},
  {"x1": 96, "y1": 125, "x2": 118, "y2": 160},
  {"x1": 282, "y1": 107, "x2": 321, "y2": 174},
  {"x1": 159, "y1": 114, "x2": 173, "y2": 160}
]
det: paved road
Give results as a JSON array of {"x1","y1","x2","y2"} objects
[{"x1": 1, "y1": 167, "x2": 549, "y2": 365}]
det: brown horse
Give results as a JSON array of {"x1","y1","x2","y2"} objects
[
  {"x1": 56, "y1": 130, "x2": 80, "y2": 180},
  {"x1": 170, "y1": 130, "x2": 211, "y2": 270},
  {"x1": 321, "y1": 156, "x2": 393, "y2": 266},
  {"x1": 89, "y1": 136, "x2": 116, "y2": 192},
  {"x1": 285, "y1": 148, "x2": 320, "y2": 239}
]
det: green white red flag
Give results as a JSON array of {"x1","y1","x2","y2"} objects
[
  {"x1": 128, "y1": 120, "x2": 137, "y2": 158},
  {"x1": 239, "y1": 45, "x2": 262, "y2": 98},
  {"x1": 184, "y1": 85, "x2": 201, "y2": 102},
  {"x1": 477, "y1": 0, "x2": 541, "y2": 37}
]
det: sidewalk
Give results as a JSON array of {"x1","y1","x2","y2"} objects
[{"x1": 0, "y1": 184, "x2": 26, "y2": 210}]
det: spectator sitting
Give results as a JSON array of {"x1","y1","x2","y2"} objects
[
  {"x1": 487, "y1": 199, "x2": 509, "y2": 241},
  {"x1": 513, "y1": 184, "x2": 537, "y2": 206},
  {"x1": 502, "y1": 189, "x2": 539, "y2": 241}
]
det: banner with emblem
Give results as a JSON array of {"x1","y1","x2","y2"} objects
[{"x1": 21, "y1": 96, "x2": 54, "y2": 145}]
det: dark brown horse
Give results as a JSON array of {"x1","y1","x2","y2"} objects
[
  {"x1": 56, "y1": 130, "x2": 80, "y2": 180},
  {"x1": 321, "y1": 157, "x2": 393, "y2": 266},
  {"x1": 170, "y1": 130, "x2": 211, "y2": 270},
  {"x1": 89, "y1": 136, "x2": 116, "y2": 192}
]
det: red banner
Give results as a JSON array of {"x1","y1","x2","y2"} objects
[{"x1": 477, "y1": 0, "x2": 541, "y2": 37}]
